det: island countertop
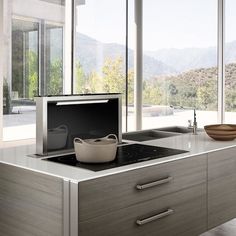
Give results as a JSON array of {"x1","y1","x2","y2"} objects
[{"x1": 1, "y1": 131, "x2": 236, "y2": 182}]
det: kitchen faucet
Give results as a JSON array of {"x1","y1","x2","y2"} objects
[
  {"x1": 187, "y1": 109, "x2": 197, "y2": 135},
  {"x1": 170, "y1": 106, "x2": 198, "y2": 135}
]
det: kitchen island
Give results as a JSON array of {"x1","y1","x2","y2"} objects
[{"x1": 1, "y1": 131, "x2": 236, "y2": 236}]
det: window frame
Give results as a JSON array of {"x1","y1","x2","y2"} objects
[{"x1": 0, "y1": 0, "x2": 230, "y2": 142}]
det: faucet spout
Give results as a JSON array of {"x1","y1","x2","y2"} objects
[
  {"x1": 170, "y1": 105, "x2": 198, "y2": 134},
  {"x1": 189, "y1": 109, "x2": 197, "y2": 135}
]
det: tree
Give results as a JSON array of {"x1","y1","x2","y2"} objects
[
  {"x1": 28, "y1": 72, "x2": 38, "y2": 98},
  {"x1": 197, "y1": 79, "x2": 216, "y2": 110},
  {"x1": 75, "y1": 61, "x2": 86, "y2": 94},
  {"x1": 3, "y1": 78, "x2": 12, "y2": 114},
  {"x1": 28, "y1": 50, "x2": 38, "y2": 98},
  {"x1": 87, "y1": 71, "x2": 102, "y2": 93},
  {"x1": 74, "y1": 56, "x2": 134, "y2": 104},
  {"x1": 127, "y1": 69, "x2": 134, "y2": 105},
  {"x1": 47, "y1": 59, "x2": 63, "y2": 95},
  {"x1": 102, "y1": 57, "x2": 126, "y2": 93},
  {"x1": 143, "y1": 80, "x2": 163, "y2": 105}
]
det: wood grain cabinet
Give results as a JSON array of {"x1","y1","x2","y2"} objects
[
  {"x1": 0, "y1": 163, "x2": 64, "y2": 236},
  {"x1": 207, "y1": 147, "x2": 236, "y2": 229},
  {"x1": 78, "y1": 154, "x2": 207, "y2": 236},
  {"x1": 7, "y1": 148, "x2": 236, "y2": 236}
]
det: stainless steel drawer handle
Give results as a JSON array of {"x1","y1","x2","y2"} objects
[
  {"x1": 136, "y1": 176, "x2": 173, "y2": 190},
  {"x1": 136, "y1": 209, "x2": 174, "y2": 226}
]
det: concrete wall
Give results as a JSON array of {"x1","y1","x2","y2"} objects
[
  {"x1": 12, "y1": 0, "x2": 65, "y2": 23},
  {"x1": 0, "y1": 0, "x2": 4, "y2": 140}
]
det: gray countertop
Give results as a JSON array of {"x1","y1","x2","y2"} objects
[{"x1": 1, "y1": 131, "x2": 236, "y2": 183}]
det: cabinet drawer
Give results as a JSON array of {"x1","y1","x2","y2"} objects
[
  {"x1": 208, "y1": 148, "x2": 236, "y2": 228},
  {"x1": 79, "y1": 154, "x2": 206, "y2": 221},
  {"x1": 79, "y1": 184, "x2": 207, "y2": 236}
]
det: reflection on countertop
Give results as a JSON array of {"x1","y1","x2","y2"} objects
[{"x1": 0, "y1": 131, "x2": 236, "y2": 182}]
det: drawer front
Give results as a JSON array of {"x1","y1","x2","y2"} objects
[
  {"x1": 79, "y1": 154, "x2": 206, "y2": 221},
  {"x1": 79, "y1": 184, "x2": 207, "y2": 236},
  {"x1": 208, "y1": 148, "x2": 236, "y2": 228}
]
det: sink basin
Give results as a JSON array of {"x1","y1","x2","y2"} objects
[
  {"x1": 156, "y1": 126, "x2": 192, "y2": 134},
  {"x1": 122, "y1": 126, "x2": 203, "y2": 142},
  {"x1": 122, "y1": 130, "x2": 180, "y2": 142}
]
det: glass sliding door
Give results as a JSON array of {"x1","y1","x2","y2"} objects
[
  {"x1": 142, "y1": 0, "x2": 218, "y2": 129},
  {"x1": 11, "y1": 19, "x2": 39, "y2": 101},
  {"x1": 225, "y1": 0, "x2": 236, "y2": 123},
  {"x1": 2, "y1": 0, "x2": 69, "y2": 141},
  {"x1": 127, "y1": 0, "x2": 135, "y2": 131},
  {"x1": 73, "y1": 0, "x2": 128, "y2": 132},
  {"x1": 45, "y1": 23, "x2": 64, "y2": 95},
  {"x1": 3, "y1": 18, "x2": 39, "y2": 141}
]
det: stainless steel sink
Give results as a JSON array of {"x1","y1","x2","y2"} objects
[
  {"x1": 122, "y1": 130, "x2": 180, "y2": 142},
  {"x1": 156, "y1": 126, "x2": 192, "y2": 134}
]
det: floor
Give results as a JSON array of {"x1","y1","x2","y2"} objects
[{"x1": 200, "y1": 219, "x2": 236, "y2": 236}]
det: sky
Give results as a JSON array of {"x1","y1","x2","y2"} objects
[{"x1": 76, "y1": 0, "x2": 236, "y2": 51}]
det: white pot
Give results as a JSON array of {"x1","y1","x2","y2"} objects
[
  {"x1": 74, "y1": 134, "x2": 118, "y2": 163},
  {"x1": 48, "y1": 125, "x2": 68, "y2": 150}
]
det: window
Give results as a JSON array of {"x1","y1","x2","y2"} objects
[
  {"x1": 3, "y1": 18, "x2": 39, "y2": 141},
  {"x1": 73, "y1": 0, "x2": 128, "y2": 131},
  {"x1": 45, "y1": 23, "x2": 64, "y2": 95},
  {"x1": 142, "y1": 0, "x2": 218, "y2": 129},
  {"x1": 225, "y1": 0, "x2": 236, "y2": 123},
  {"x1": 127, "y1": 0, "x2": 135, "y2": 132},
  {"x1": 0, "y1": 0, "x2": 236, "y2": 143},
  {"x1": 2, "y1": 0, "x2": 68, "y2": 141}
]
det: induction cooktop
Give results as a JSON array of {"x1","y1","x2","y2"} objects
[{"x1": 44, "y1": 143, "x2": 188, "y2": 172}]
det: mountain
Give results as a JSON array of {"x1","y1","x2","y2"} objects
[
  {"x1": 146, "y1": 41, "x2": 236, "y2": 73},
  {"x1": 75, "y1": 33, "x2": 177, "y2": 79},
  {"x1": 74, "y1": 33, "x2": 236, "y2": 80},
  {"x1": 225, "y1": 41, "x2": 236, "y2": 63},
  {"x1": 146, "y1": 47, "x2": 217, "y2": 72}
]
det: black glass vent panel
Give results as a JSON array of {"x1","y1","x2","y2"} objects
[
  {"x1": 47, "y1": 98, "x2": 119, "y2": 152},
  {"x1": 45, "y1": 143, "x2": 188, "y2": 171}
]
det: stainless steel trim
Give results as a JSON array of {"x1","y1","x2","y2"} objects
[
  {"x1": 63, "y1": 179, "x2": 70, "y2": 236},
  {"x1": 70, "y1": 181, "x2": 78, "y2": 236},
  {"x1": 36, "y1": 94, "x2": 122, "y2": 155},
  {"x1": 134, "y1": 0, "x2": 143, "y2": 131},
  {"x1": 218, "y1": 0, "x2": 225, "y2": 123},
  {"x1": 36, "y1": 97, "x2": 43, "y2": 155},
  {"x1": 56, "y1": 99, "x2": 109, "y2": 106},
  {"x1": 136, "y1": 176, "x2": 173, "y2": 190},
  {"x1": 64, "y1": 0, "x2": 73, "y2": 94},
  {"x1": 136, "y1": 209, "x2": 174, "y2": 226},
  {"x1": 118, "y1": 95, "x2": 122, "y2": 142}
]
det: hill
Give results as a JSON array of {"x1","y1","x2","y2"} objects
[
  {"x1": 146, "y1": 41, "x2": 236, "y2": 73},
  {"x1": 145, "y1": 63, "x2": 236, "y2": 111},
  {"x1": 75, "y1": 33, "x2": 177, "y2": 79}
]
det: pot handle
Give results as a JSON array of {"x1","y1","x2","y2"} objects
[
  {"x1": 58, "y1": 124, "x2": 68, "y2": 130},
  {"x1": 106, "y1": 134, "x2": 118, "y2": 142},
  {"x1": 74, "y1": 137, "x2": 84, "y2": 144},
  {"x1": 56, "y1": 125, "x2": 68, "y2": 132}
]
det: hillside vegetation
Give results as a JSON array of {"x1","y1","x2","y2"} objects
[
  {"x1": 75, "y1": 57, "x2": 236, "y2": 112},
  {"x1": 74, "y1": 34, "x2": 236, "y2": 112},
  {"x1": 22, "y1": 51, "x2": 236, "y2": 113},
  {"x1": 145, "y1": 63, "x2": 236, "y2": 112}
]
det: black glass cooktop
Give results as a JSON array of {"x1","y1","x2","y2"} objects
[{"x1": 44, "y1": 143, "x2": 188, "y2": 172}]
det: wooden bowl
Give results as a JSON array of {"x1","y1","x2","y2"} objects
[{"x1": 204, "y1": 124, "x2": 236, "y2": 141}]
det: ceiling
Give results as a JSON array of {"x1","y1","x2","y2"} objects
[
  {"x1": 39, "y1": 0, "x2": 65, "y2": 6},
  {"x1": 12, "y1": 19, "x2": 39, "y2": 32}
]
